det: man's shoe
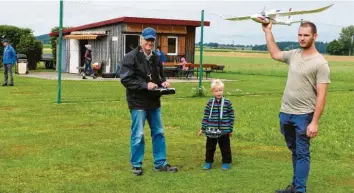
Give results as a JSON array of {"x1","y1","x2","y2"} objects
[
  {"x1": 222, "y1": 163, "x2": 230, "y2": 170},
  {"x1": 203, "y1": 162, "x2": 212, "y2": 170},
  {"x1": 2, "y1": 83, "x2": 7, "y2": 86},
  {"x1": 275, "y1": 184, "x2": 296, "y2": 193},
  {"x1": 154, "y1": 164, "x2": 178, "y2": 173},
  {"x1": 132, "y1": 167, "x2": 143, "y2": 176},
  {"x1": 9, "y1": 83, "x2": 14, "y2": 86}
]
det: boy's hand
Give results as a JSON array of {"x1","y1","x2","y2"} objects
[
  {"x1": 229, "y1": 132, "x2": 232, "y2": 137},
  {"x1": 198, "y1": 130, "x2": 203, "y2": 136}
]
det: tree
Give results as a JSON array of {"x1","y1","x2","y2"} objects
[
  {"x1": 327, "y1": 40, "x2": 343, "y2": 55},
  {"x1": 0, "y1": 25, "x2": 42, "y2": 70},
  {"x1": 337, "y1": 25, "x2": 354, "y2": 55}
]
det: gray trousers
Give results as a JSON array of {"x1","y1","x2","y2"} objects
[{"x1": 4, "y1": 64, "x2": 14, "y2": 84}]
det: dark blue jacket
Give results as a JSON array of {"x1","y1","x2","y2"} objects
[{"x1": 2, "y1": 45, "x2": 17, "y2": 65}]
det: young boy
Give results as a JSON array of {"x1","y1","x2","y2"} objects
[{"x1": 198, "y1": 79, "x2": 235, "y2": 170}]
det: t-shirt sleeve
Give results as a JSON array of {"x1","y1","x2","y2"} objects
[
  {"x1": 282, "y1": 50, "x2": 295, "y2": 65},
  {"x1": 316, "y1": 62, "x2": 331, "y2": 84}
]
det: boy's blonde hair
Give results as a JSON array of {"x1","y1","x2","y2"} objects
[{"x1": 211, "y1": 79, "x2": 224, "y2": 90}]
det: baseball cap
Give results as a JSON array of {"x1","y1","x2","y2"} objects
[
  {"x1": 2, "y1": 39, "x2": 9, "y2": 43},
  {"x1": 141, "y1": 27, "x2": 156, "y2": 40}
]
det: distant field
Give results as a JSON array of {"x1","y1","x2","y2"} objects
[
  {"x1": 43, "y1": 44, "x2": 51, "y2": 48},
  {"x1": 195, "y1": 51, "x2": 354, "y2": 62},
  {"x1": 195, "y1": 48, "x2": 268, "y2": 54}
]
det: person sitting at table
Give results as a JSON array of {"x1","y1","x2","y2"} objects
[{"x1": 179, "y1": 57, "x2": 188, "y2": 71}]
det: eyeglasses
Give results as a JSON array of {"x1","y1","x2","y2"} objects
[{"x1": 145, "y1": 38, "x2": 155, "y2": 42}]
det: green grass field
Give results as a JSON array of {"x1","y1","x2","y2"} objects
[{"x1": 0, "y1": 53, "x2": 353, "y2": 193}]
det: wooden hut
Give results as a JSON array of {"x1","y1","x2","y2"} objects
[{"x1": 49, "y1": 16, "x2": 210, "y2": 74}]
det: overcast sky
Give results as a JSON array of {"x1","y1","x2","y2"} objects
[{"x1": 0, "y1": 0, "x2": 352, "y2": 45}]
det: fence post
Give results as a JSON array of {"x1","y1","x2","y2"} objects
[
  {"x1": 57, "y1": 0, "x2": 63, "y2": 104},
  {"x1": 350, "y1": 34, "x2": 354, "y2": 56},
  {"x1": 198, "y1": 9, "x2": 204, "y2": 89}
]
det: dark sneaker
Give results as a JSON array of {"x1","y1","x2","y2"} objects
[
  {"x1": 132, "y1": 167, "x2": 143, "y2": 176},
  {"x1": 154, "y1": 164, "x2": 178, "y2": 173},
  {"x1": 275, "y1": 184, "x2": 296, "y2": 193},
  {"x1": 9, "y1": 83, "x2": 14, "y2": 86},
  {"x1": 2, "y1": 83, "x2": 7, "y2": 86}
]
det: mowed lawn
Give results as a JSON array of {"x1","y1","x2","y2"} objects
[{"x1": 0, "y1": 53, "x2": 353, "y2": 193}]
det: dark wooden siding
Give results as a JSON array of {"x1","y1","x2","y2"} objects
[
  {"x1": 78, "y1": 24, "x2": 124, "y2": 73},
  {"x1": 185, "y1": 26, "x2": 195, "y2": 64}
]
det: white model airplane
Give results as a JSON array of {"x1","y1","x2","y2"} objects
[{"x1": 221, "y1": 4, "x2": 334, "y2": 26}]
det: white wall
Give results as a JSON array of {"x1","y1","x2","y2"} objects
[{"x1": 69, "y1": 39, "x2": 80, "y2": 74}]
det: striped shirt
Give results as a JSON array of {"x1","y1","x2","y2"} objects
[{"x1": 201, "y1": 97, "x2": 235, "y2": 133}]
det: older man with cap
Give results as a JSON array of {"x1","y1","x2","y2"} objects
[
  {"x1": 120, "y1": 27, "x2": 178, "y2": 176},
  {"x1": 2, "y1": 39, "x2": 17, "y2": 86}
]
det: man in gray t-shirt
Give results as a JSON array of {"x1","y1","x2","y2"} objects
[{"x1": 263, "y1": 21, "x2": 330, "y2": 193}]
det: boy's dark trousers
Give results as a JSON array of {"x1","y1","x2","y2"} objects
[{"x1": 205, "y1": 134, "x2": 232, "y2": 164}]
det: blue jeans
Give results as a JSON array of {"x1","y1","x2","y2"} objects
[
  {"x1": 114, "y1": 64, "x2": 120, "y2": 78},
  {"x1": 279, "y1": 112, "x2": 313, "y2": 193},
  {"x1": 84, "y1": 61, "x2": 93, "y2": 75},
  {"x1": 130, "y1": 108, "x2": 167, "y2": 168}
]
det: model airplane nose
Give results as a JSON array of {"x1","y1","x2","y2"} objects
[
  {"x1": 251, "y1": 14, "x2": 268, "y2": 24},
  {"x1": 251, "y1": 14, "x2": 263, "y2": 22}
]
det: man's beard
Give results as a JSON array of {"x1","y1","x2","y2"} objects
[{"x1": 300, "y1": 39, "x2": 314, "y2": 49}]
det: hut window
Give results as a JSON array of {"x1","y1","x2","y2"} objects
[
  {"x1": 167, "y1": 36, "x2": 178, "y2": 55},
  {"x1": 124, "y1": 34, "x2": 140, "y2": 55}
]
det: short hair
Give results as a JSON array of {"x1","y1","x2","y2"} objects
[
  {"x1": 299, "y1": 22, "x2": 317, "y2": 34},
  {"x1": 211, "y1": 79, "x2": 224, "y2": 90}
]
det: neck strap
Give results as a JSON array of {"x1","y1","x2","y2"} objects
[{"x1": 209, "y1": 97, "x2": 225, "y2": 119}]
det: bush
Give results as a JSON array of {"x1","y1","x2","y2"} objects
[
  {"x1": 191, "y1": 86, "x2": 207, "y2": 97},
  {"x1": 0, "y1": 25, "x2": 42, "y2": 70}
]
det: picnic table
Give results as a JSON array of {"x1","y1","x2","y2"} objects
[{"x1": 163, "y1": 62, "x2": 219, "y2": 79}]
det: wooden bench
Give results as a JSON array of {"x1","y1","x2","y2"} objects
[
  {"x1": 211, "y1": 65, "x2": 225, "y2": 72},
  {"x1": 163, "y1": 63, "x2": 216, "y2": 79}
]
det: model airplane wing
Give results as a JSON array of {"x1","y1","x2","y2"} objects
[
  {"x1": 268, "y1": 4, "x2": 333, "y2": 17},
  {"x1": 290, "y1": 19, "x2": 310, "y2": 24},
  {"x1": 220, "y1": 14, "x2": 251, "y2": 21}
]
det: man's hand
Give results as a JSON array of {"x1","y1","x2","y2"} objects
[
  {"x1": 306, "y1": 83, "x2": 328, "y2": 138},
  {"x1": 161, "y1": 81, "x2": 170, "y2": 88},
  {"x1": 229, "y1": 132, "x2": 232, "y2": 137},
  {"x1": 262, "y1": 22, "x2": 272, "y2": 33},
  {"x1": 147, "y1": 82, "x2": 158, "y2": 90},
  {"x1": 306, "y1": 122, "x2": 318, "y2": 138}
]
